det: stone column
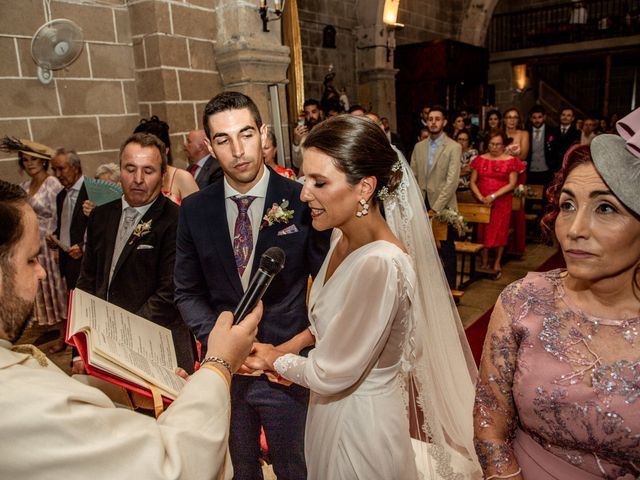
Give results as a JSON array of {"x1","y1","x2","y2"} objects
[
  {"x1": 212, "y1": 0, "x2": 291, "y2": 130},
  {"x1": 355, "y1": 2, "x2": 398, "y2": 128}
]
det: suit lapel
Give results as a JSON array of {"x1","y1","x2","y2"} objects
[
  {"x1": 429, "y1": 140, "x2": 447, "y2": 174},
  {"x1": 207, "y1": 181, "x2": 244, "y2": 297},
  {"x1": 70, "y1": 181, "x2": 87, "y2": 233},
  {"x1": 102, "y1": 202, "x2": 122, "y2": 290},
  {"x1": 251, "y1": 169, "x2": 283, "y2": 275},
  {"x1": 111, "y1": 196, "x2": 164, "y2": 282}
]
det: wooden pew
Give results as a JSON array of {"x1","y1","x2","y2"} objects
[{"x1": 455, "y1": 198, "x2": 491, "y2": 288}]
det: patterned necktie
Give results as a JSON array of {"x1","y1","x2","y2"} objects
[
  {"x1": 188, "y1": 163, "x2": 199, "y2": 176},
  {"x1": 232, "y1": 196, "x2": 256, "y2": 277},
  {"x1": 110, "y1": 207, "x2": 139, "y2": 284}
]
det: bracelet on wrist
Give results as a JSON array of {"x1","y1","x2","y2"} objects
[{"x1": 201, "y1": 356, "x2": 233, "y2": 376}]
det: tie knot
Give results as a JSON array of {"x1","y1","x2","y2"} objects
[
  {"x1": 123, "y1": 207, "x2": 138, "y2": 223},
  {"x1": 232, "y1": 196, "x2": 256, "y2": 213}
]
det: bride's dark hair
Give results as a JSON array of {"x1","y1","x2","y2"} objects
[{"x1": 302, "y1": 115, "x2": 402, "y2": 205}]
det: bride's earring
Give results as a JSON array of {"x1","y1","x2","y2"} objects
[{"x1": 355, "y1": 198, "x2": 369, "y2": 217}]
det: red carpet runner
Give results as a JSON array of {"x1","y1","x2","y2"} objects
[{"x1": 464, "y1": 249, "x2": 566, "y2": 366}]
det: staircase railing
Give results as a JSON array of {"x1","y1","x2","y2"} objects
[
  {"x1": 538, "y1": 80, "x2": 587, "y2": 124},
  {"x1": 488, "y1": 0, "x2": 640, "y2": 52}
]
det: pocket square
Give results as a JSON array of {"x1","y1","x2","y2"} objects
[
  {"x1": 136, "y1": 244, "x2": 154, "y2": 250},
  {"x1": 277, "y1": 224, "x2": 299, "y2": 236}
]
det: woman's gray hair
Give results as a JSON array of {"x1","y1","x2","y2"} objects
[{"x1": 95, "y1": 163, "x2": 121, "y2": 183}]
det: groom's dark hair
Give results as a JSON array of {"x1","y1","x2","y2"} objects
[{"x1": 202, "y1": 92, "x2": 263, "y2": 141}]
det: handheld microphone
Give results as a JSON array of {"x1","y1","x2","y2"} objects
[{"x1": 233, "y1": 246, "x2": 286, "y2": 324}]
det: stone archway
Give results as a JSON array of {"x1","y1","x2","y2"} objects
[{"x1": 458, "y1": 0, "x2": 500, "y2": 47}]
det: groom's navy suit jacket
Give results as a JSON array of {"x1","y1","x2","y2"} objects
[{"x1": 175, "y1": 169, "x2": 330, "y2": 349}]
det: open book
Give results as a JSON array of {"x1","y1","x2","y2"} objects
[{"x1": 66, "y1": 288, "x2": 186, "y2": 402}]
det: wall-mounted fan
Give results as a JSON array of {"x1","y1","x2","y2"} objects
[{"x1": 31, "y1": 19, "x2": 84, "y2": 85}]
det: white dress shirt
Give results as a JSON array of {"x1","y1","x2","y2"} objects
[{"x1": 224, "y1": 167, "x2": 270, "y2": 290}]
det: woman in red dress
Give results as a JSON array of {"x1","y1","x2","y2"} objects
[{"x1": 470, "y1": 130, "x2": 526, "y2": 275}]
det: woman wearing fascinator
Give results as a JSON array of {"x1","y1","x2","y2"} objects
[
  {"x1": 473, "y1": 107, "x2": 640, "y2": 479},
  {"x1": 245, "y1": 115, "x2": 481, "y2": 479}
]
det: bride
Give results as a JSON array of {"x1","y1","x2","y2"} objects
[{"x1": 246, "y1": 115, "x2": 481, "y2": 479}]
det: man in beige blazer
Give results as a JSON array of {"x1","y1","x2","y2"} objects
[
  {"x1": 410, "y1": 106, "x2": 461, "y2": 288},
  {"x1": 0, "y1": 179, "x2": 261, "y2": 480}
]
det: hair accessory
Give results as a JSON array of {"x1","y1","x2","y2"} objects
[
  {"x1": 355, "y1": 198, "x2": 369, "y2": 217},
  {"x1": 391, "y1": 159, "x2": 402, "y2": 172},
  {"x1": 591, "y1": 109, "x2": 640, "y2": 216},
  {"x1": 377, "y1": 186, "x2": 390, "y2": 201}
]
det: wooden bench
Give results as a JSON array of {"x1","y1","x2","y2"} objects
[
  {"x1": 524, "y1": 184, "x2": 545, "y2": 239},
  {"x1": 454, "y1": 203, "x2": 491, "y2": 289}
]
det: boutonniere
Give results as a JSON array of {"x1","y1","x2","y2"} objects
[
  {"x1": 261, "y1": 199, "x2": 294, "y2": 230},
  {"x1": 547, "y1": 135, "x2": 555, "y2": 142},
  {"x1": 129, "y1": 220, "x2": 152, "y2": 244}
]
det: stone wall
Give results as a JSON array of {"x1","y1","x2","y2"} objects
[
  {"x1": 297, "y1": 0, "x2": 359, "y2": 106},
  {"x1": 0, "y1": 0, "x2": 226, "y2": 185},
  {"x1": 129, "y1": 0, "x2": 220, "y2": 166},
  {"x1": 0, "y1": 0, "x2": 137, "y2": 184},
  {"x1": 396, "y1": 0, "x2": 467, "y2": 45}
]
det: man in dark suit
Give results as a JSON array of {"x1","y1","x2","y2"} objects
[
  {"x1": 527, "y1": 105, "x2": 560, "y2": 188},
  {"x1": 49, "y1": 149, "x2": 88, "y2": 291},
  {"x1": 184, "y1": 129, "x2": 222, "y2": 189},
  {"x1": 556, "y1": 107, "x2": 581, "y2": 160},
  {"x1": 175, "y1": 92, "x2": 329, "y2": 480},
  {"x1": 76, "y1": 133, "x2": 195, "y2": 373}
]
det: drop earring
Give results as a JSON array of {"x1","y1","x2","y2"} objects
[{"x1": 355, "y1": 198, "x2": 369, "y2": 217}]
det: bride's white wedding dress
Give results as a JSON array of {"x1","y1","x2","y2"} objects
[{"x1": 274, "y1": 230, "x2": 419, "y2": 479}]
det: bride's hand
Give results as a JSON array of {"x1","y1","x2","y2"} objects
[
  {"x1": 265, "y1": 371, "x2": 292, "y2": 386},
  {"x1": 244, "y1": 342, "x2": 275, "y2": 371}
]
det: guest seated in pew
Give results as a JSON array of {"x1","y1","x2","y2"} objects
[
  {"x1": 469, "y1": 130, "x2": 525, "y2": 276},
  {"x1": 473, "y1": 113, "x2": 640, "y2": 480},
  {"x1": 0, "y1": 179, "x2": 262, "y2": 479}
]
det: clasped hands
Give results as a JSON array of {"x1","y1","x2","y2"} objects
[{"x1": 241, "y1": 343, "x2": 292, "y2": 386}]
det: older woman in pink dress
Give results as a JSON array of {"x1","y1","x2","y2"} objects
[{"x1": 474, "y1": 107, "x2": 640, "y2": 480}]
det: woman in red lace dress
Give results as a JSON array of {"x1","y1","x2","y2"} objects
[{"x1": 470, "y1": 130, "x2": 525, "y2": 275}]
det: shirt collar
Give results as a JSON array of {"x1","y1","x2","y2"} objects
[
  {"x1": 121, "y1": 195, "x2": 155, "y2": 217},
  {"x1": 429, "y1": 132, "x2": 446, "y2": 146},
  {"x1": 196, "y1": 154, "x2": 210, "y2": 168},
  {"x1": 68, "y1": 175, "x2": 85, "y2": 192},
  {"x1": 224, "y1": 166, "x2": 270, "y2": 199}
]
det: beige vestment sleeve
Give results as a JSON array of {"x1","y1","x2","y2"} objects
[{"x1": 0, "y1": 346, "x2": 232, "y2": 480}]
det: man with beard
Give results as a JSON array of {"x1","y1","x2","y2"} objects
[
  {"x1": 175, "y1": 91, "x2": 329, "y2": 480},
  {"x1": 0, "y1": 179, "x2": 262, "y2": 479},
  {"x1": 291, "y1": 98, "x2": 323, "y2": 172},
  {"x1": 411, "y1": 105, "x2": 461, "y2": 288}
]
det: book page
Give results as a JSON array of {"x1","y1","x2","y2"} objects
[{"x1": 71, "y1": 289, "x2": 186, "y2": 396}]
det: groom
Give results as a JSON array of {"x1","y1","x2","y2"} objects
[{"x1": 175, "y1": 91, "x2": 329, "y2": 479}]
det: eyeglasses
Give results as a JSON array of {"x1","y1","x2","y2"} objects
[
  {"x1": 504, "y1": 115, "x2": 519, "y2": 120},
  {"x1": 488, "y1": 142, "x2": 504, "y2": 147}
]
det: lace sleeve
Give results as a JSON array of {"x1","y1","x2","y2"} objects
[
  {"x1": 273, "y1": 353, "x2": 308, "y2": 387},
  {"x1": 473, "y1": 293, "x2": 522, "y2": 478}
]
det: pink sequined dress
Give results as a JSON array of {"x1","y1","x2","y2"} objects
[
  {"x1": 470, "y1": 155, "x2": 525, "y2": 248},
  {"x1": 474, "y1": 270, "x2": 640, "y2": 479},
  {"x1": 20, "y1": 176, "x2": 68, "y2": 326}
]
